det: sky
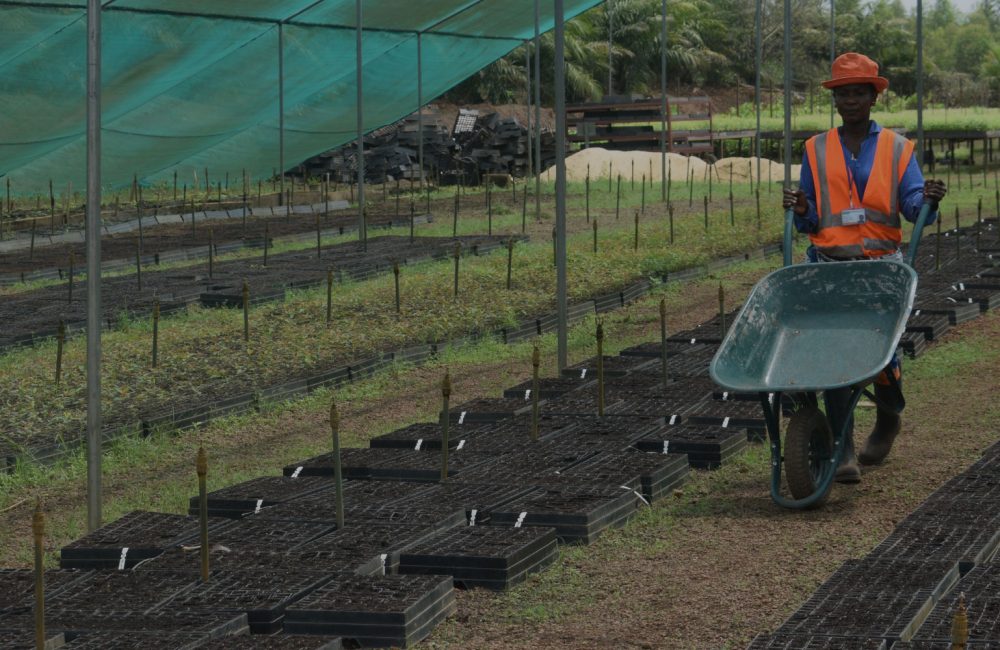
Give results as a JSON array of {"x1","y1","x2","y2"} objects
[{"x1": 898, "y1": 0, "x2": 981, "y2": 14}]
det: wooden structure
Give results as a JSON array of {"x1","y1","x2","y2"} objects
[{"x1": 566, "y1": 96, "x2": 713, "y2": 155}]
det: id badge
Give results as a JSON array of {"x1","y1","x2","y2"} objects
[{"x1": 841, "y1": 208, "x2": 866, "y2": 226}]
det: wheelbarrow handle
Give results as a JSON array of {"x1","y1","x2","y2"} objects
[
  {"x1": 783, "y1": 207, "x2": 795, "y2": 267},
  {"x1": 906, "y1": 202, "x2": 934, "y2": 268}
]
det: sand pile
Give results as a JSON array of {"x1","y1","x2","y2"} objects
[{"x1": 540, "y1": 148, "x2": 801, "y2": 184}]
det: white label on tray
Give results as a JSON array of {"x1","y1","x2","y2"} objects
[
  {"x1": 669, "y1": 414, "x2": 678, "y2": 425},
  {"x1": 118, "y1": 547, "x2": 129, "y2": 571},
  {"x1": 768, "y1": 392, "x2": 775, "y2": 404},
  {"x1": 690, "y1": 338, "x2": 697, "y2": 344},
  {"x1": 254, "y1": 499, "x2": 264, "y2": 514},
  {"x1": 947, "y1": 297, "x2": 957, "y2": 303},
  {"x1": 458, "y1": 411, "x2": 467, "y2": 424},
  {"x1": 456, "y1": 439, "x2": 466, "y2": 451},
  {"x1": 722, "y1": 417, "x2": 731, "y2": 428},
  {"x1": 291, "y1": 466, "x2": 303, "y2": 478},
  {"x1": 525, "y1": 389, "x2": 531, "y2": 401},
  {"x1": 622, "y1": 485, "x2": 649, "y2": 506},
  {"x1": 469, "y1": 509, "x2": 478, "y2": 526},
  {"x1": 722, "y1": 392, "x2": 729, "y2": 401},
  {"x1": 514, "y1": 511, "x2": 528, "y2": 528},
  {"x1": 580, "y1": 369, "x2": 588, "y2": 378},
  {"x1": 915, "y1": 310, "x2": 921, "y2": 316},
  {"x1": 380, "y1": 554, "x2": 388, "y2": 575},
  {"x1": 414, "y1": 439, "x2": 423, "y2": 451},
  {"x1": 662, "y1": 440, "x2": 670, "y2": 454}
]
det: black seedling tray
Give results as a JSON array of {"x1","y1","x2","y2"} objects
[
  {"x1": 366, "y1": 449, "x2": 494, "y2": 482},
  {"x1": 489, "y1": 486, "x2": 641, "y2": 544},
  {"x1": 776, "y1": 587, "x2": 935, "y2": 641},
  {"x1": 906, "y1": 311, "x2": 952, "y2": 341},
  {"x1": 207, "y1": 518, "x2": 338, "y2": 554},
  {"x1": 634, "y1": 424, "x2": 749, "y2": 468},
  {"x1": 294, "y1": 523, "x2": 454, "y2": 575},
  {"x1": 283, "y1": 574, "x2": 456, "y2": 648},
  {"x1": 559, "y1": 414, "x2": 667, "y2": 442},
  {"x1": 157, "y1": 569, "x2": 333, "y2": 634},
  {"x1": 60, "y1": 511, "x2": 235, "y2": 570},
  {"x1": 912, "y1": 297, "x2": 981, "y2": 325},
  {"x1": 48, "y1": 630, "x2": 207, "y2": 649},
  {"x1": 502, "y1": 377, "x2": 594, "y2": 399},
  {"x1": 899, "y1": 331, "x2": 929, "y2": 357},
  {"x1": 949, "y1": 288, "x2": 1000, "y2": 312},
  {"x1": 136, "y1": 546, "x2": 381, "y2": 578},
  {"x1": 186, "y1": 476, "x2": 332, "y2": 518},
  {"x1": 0, "y1": 630, "x2": 65, "y2": 650},
  {"x1": 910, "y1": 565, "x2": 1000, "y2": 643},
  {"x1": 45, "y1": 570, "x2": 200, "y2": 613},
  {"x1": 368, "y1": 421, "x2": 493, "y2": 451},
  {"x1": 558, "y1": 451, "x2": 690, "y2": 503},
  {"x1": 8, "y1": 610, "x2": 249, "y2": 637},
  {"x1": 871, "y1": 520, "x2": 1000, "y2": 571},
  {"x1": 281, "y1": 448, "x2": 390, "y2": 479},
  {"x1": 667, "y1": 311, "x2": 739, "y2": 344},
  {"x1": 821, "y1": 558, "x2": 960, "y2": 605},
  {"x1": 684, "y1": 398, "x2": 767, "y2": 438},
  {"x1": 398, "y1": 526, "x2": 559, "y2": 590},
  {"x1": 746, "y1": 634, "x2": 888, "y2": 649},
  {"x1": 561, "y1": 355, "x2": 653, "y2": 376},
  {"x1": 196, "y1": 634, "x2": 344, "y2": 649},
  {"x1": 401, "y1": 483, "x2": 539, "y2": 526},
  {"x1": 448, "y1": 397, "x2": 539, "y2": 423},
  {"x1": 894, "y1": 642, "x2": 998, "y2": 649},
  {"x1": 0, "y1": 569, "x2": 88, "y2": 614}
]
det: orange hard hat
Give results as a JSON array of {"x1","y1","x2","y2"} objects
[{"x1": 822, "y1": 53, "x2": 889, "y2": 93}]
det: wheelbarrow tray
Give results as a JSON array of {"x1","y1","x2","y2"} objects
[{"x1": 710, "y1": 260, "x2": 917, "y2": 393}]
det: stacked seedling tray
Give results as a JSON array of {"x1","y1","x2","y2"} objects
[
  {"x1": 398, "y1": 525, "x2": 558, "y2": 590},
  {"x1": 557, "y1": 451, "x2": 690, "y2": 503},
  {"x1": 185, "y1": 476, "x2": 332, "y2": 518},
  {"x1": 401, "y1": 483, "x2": 539, "y2": 526},
  {"x1": 368, "y1": 421, "x2": 494, "y2": 451},
  {"x1": 293, "y1": 523, "x2": 464, "y2": 575},
  {"x1": 60, "y1": 511, "x2": 235, "y2": 570},
  {"x1": 448, "y1": 397, "x2": 540, "y2": 424},
  {"x1": 746, "y1": 634, "x2": 888, "y2": 649},
  {"x1": 502, "y1": 377, "x2": 594, "y2": 399},
  {"x1": 561, "y1": 355, "x2": 652, "y2": 376},
  {"x1": 283, "y1": 574, "x2": 456, "y2": 647},
  {"x1": 905, "y1": 565, "x2": 1000, "y2": 644},
  {"x1": 195, "y1": 635, "x2": 344, "y2": 649},
  {"x1": 633, "y1": 423, "x2": 749, "y2": 468},
  {"x1": 489, "y1": 485, "x2": 642, "y2": 544}
]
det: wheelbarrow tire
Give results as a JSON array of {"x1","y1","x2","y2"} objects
[{"x1": 784, "y1": 406, "x2": 834, "y2": 507}]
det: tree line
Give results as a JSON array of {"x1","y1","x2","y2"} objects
[{"x1": 450, "y1": 0, "x2": 1000, "y2": 108}]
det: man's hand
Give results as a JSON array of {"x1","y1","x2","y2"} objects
[
  {"x1": 782, "y1": 188, "x2": 807, "y2": 216},
  {"x1": 924, "y1": 179, "x2": 947, "y2": 207}
]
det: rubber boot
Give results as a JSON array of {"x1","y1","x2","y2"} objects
[
  {"x1": 825, "y1": 387, "x2": 861, "y2": 484},
  {"x1": 858, "y1": 384, "x2": 902, "y2": 466}
]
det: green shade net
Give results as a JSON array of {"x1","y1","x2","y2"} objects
[{"x1": 0, "y1": 0, "x2": 602, "y2": 194}]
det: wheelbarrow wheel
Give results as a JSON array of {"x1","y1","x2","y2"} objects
[{"x1": 784, "y1": 406, "x2": 834, "y2": 507}]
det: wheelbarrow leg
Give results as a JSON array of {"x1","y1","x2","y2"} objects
[{"x1": 823, "y1": 387, "x2": 859, "y2": 482}]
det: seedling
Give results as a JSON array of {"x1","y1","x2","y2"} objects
[
  {"x1": 196, "y1": 447, "x2": 209, "y2": 582},
  {"x1": 330, "y1": 399, "x2": 345, "y2": 528}
]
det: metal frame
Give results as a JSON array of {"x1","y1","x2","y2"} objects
[
  {"x1": 554, "y1": 0, "x2": 567, "y2": 370},
  {"x1": 659, "y1": 0, "x2": 667, "y2": 201},
  {"x1": 86, "y1": 0, "x2": 102, "y2": 532}
]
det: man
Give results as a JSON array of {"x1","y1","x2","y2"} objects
[{"x1": 782, "y1": 52, "x2": 947, "y2": 483}]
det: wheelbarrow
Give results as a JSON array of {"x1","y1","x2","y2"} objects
[{"x1": 709, "y1": 204, "x2": 933, "y2": 509}]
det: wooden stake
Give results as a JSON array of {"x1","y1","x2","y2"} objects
[
  {"x1": 703, "y1": 195, "x2": 709, "y2": 230},
  {"x1": 641, "y1": 174, "x2": 646, "y2": 214},
  {"x1": 593, "y1": 220, "x2": 598, "y2": 254},
  {"x1": 196, "y1": 447, "x2": 209, "y2": 582},
  {"x1": 453, "y1": 242, "x2": 461, "y2": 298},
  {"x1": 669, "y1": 205, "x2": 675, "y2": 244},
  {"x1": 326, "y1": 267, "x2": 334, "y2": 325},
  {"x1": 659, "y1": 299, "x2": 668, "y2": 389},
  {"x1": 330, "y1": 400, "x2": 345, "y2": 528},
  {"x1": 393, "y1": 262, "x2": 401, "y2": 314},
  {"x1": 616, "y1": 175, "x2": 621, "y2": 220},
  {"x1": 719, "y1": 283, "x2": 727, "y2": 337},
  {"x1": 634, "y1": 211, "x2": 640, "y2": 251},
  {"x1": 67, "y1": 251, "x2": 74, "y2": 304},
  {"x1": 242, "y1": 280, "x2": 250, "y2": 342},
  {"x1": 136, "y1": 241, "x2": 142, "y2": 290},
  {"x1": 596, "y1": 322, "x2": 605, "y2": 417},
  {"x1": 55, "y1": 320, "x2": 65, "y2": 384},
  {"x1": 951, "y1": 592, "x2": 968, "y2": 649},
  {"x1": 506, "y1": 239, "x2": 514, "y2": 290},
  {"x1": 152, "y1": 298, "x2": 160, "y2": 368}
]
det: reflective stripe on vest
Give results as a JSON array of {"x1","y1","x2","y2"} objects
[{"x1": 806, "y1": 127, "x2": 914, "y2": 258}]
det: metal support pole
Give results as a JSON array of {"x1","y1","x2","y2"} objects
[
  {"x1": 607, "y1": 0, "x2": 614, "y2": 96},
  {"x1": 417, "y1": 33, "x2": 424, "y2": 191},
  {"x1": 356, "y1": 0, "x2": 366, "y2": 246},
  {"x1": 555, "y1": 0, "x2": 568, "y2": 371},
  {"x1": 916, "y1": 0, "x2": 925, "y2": 168},
  {"x1": 278, "y1": 24, "x2": 285, "y2": 206},
  {"x1": 660, "y1": 0, "x2": 667, "y2": 201},
  {"x1": 525, "y1": 42, "x2": 533, "y2": 190},
  {"x1": 830, "y1": 0, "x2": 836, "y2": 128},
  {"x1": 754, "y1": 0, "x2": 762, "y2": 188},
  {"x1": 534, "y1": 0, "x2": 541, "y2": 219},
  {"x1": 86, "y1": 0, "x2": 102, "y2": 533},
  {"x1": 783, "y1": 0, "x2": 793, "y2": 187}
]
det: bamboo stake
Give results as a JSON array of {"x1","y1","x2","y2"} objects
[
  {"x1": 506, "y1": 239, "x2": 514, "y2": 290},
  {"x1": 242, "y1": 280, "x2": 250, "y2": 342},
  {"x1": 453, "y1": 242, "x2": 461, "y2": 297},
  {"x1": 330, "y1": 400, "x2": 345, "y2": 528},
  {"x1": 196, "y1": 447, "x2": 209, "y2": 582},
  {"x1": 659, "y1": 299, "x2": 668, "y2": 389},
  {"x1": 393, "y1": 262, "x2": 401, "y2": 314},
  {"x1": 441, "y1": 370, "x2": 451, "y2": 482},
  {"x1": 152, "y1": 298, "x2": 160, "y2": 368},
  {"x1": 33, "y1": 502, "x2": 45, "y2": 650},
  {"x1": 597, "y1": 322, "x2": 605, "y2": 417},
  {"x1": 531, "y1": 344, "x2": 540, "y2": 441},
  {"x1": 326, "y1": 267, "x2": 334, "y2": 325},
  {"x1": 55, "y1": 320, "x2": 65, "y2": 384}
]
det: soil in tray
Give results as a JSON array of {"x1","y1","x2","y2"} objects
[
  {"x1": 633, "y1": 424, "x2": 749, "y2": 468},
  {"x1": 399, "y1": 483, "x2": 539, "y2": 526},
  {"x1": 910, "y1": 565, "x2": 1000, "y2": 643},
  {"x1": 489, "y1": 485, "x2": 642, "y2": 544},
  {"x1": 746, "y1": 634, "x2": 887, "y2": 649},
  {"x1": 282, "y1": 574, "x2": 456, "y2": 648},
  {"x1": 254, "y1": 480, "x2": 436, "y2": 521},
  {"x1": 283, "y1": 448, "x2": 493, "y2": 481},
  {"x1": 44, "y1": 570, "x2": 201, "y2": 613},
  {"x1": 196, "y1": 634, "x2": 344, "y2": 649},
  {"x1": 54, "y1": 630, "x2": 209, "y2": 649},
  {"x1": 906, "y1": 311, "x2": 953, "y2": 340},
  {"x1": 502, "y1": 377, "x2": 595, "y2": 399},
  {"x1": 0, "y1": 630, "x2": 66, "y2": 650},
  {"x1": 0, "y1": 569, "x2": 88, "y2": 613},
  {"x1": 398, "y1": 525, "x2": 559, "y2": 590},
  {"x1": 561, "y1": 355, "x2": 654, "y2": 377},
  {"x1": 156, "y1": 568, "x2": 333, "y2": 634},
  {"x1": 777, "y1": 587, "x2": 934, "y2": 640},
  {"x1": 666, "y1": 310, "x2": 740, "y2": 344},
  {"x1": 684, "y1": 397, "x2": 767, "y2": 435},
  {"x1": 136, "y1": 543, "x2": 381, "y2": 578},
  {"x1": 187, "y1": 476, "x2": 333, "y2": 518},
  {"x1": 0, "y1": 609, "x2": 249, "y2": 638},
  {"x1": 820, "y1": 558, "x2": 960, "y2": 602},
  {"x1": 205, "y1": 518, "x2": 338, "y2": 554},
  {"x1": 368, "y1": 421, "x2": 495, "y2": 451},
  {"x1": 618, "y1": 339, "x2": 718, "y2": 359},
  {"x1": 293, "y1": 523, "x2": 450, "y2": 575},
  {"x1": 556, "y1": 451, "x2": 691, "y2": 503}
]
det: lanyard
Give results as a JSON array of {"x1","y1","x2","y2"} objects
[{"x1": 844, "y1": 152, "x2": 861, "y2": 209}]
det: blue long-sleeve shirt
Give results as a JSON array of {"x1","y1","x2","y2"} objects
[{"x1": 794, "y1": 121, "x2": 936, "y2": 237}]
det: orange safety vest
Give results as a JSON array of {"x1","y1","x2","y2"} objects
[{"x1": 804, "y1": 127, "x2": 914, "y2": 259}]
